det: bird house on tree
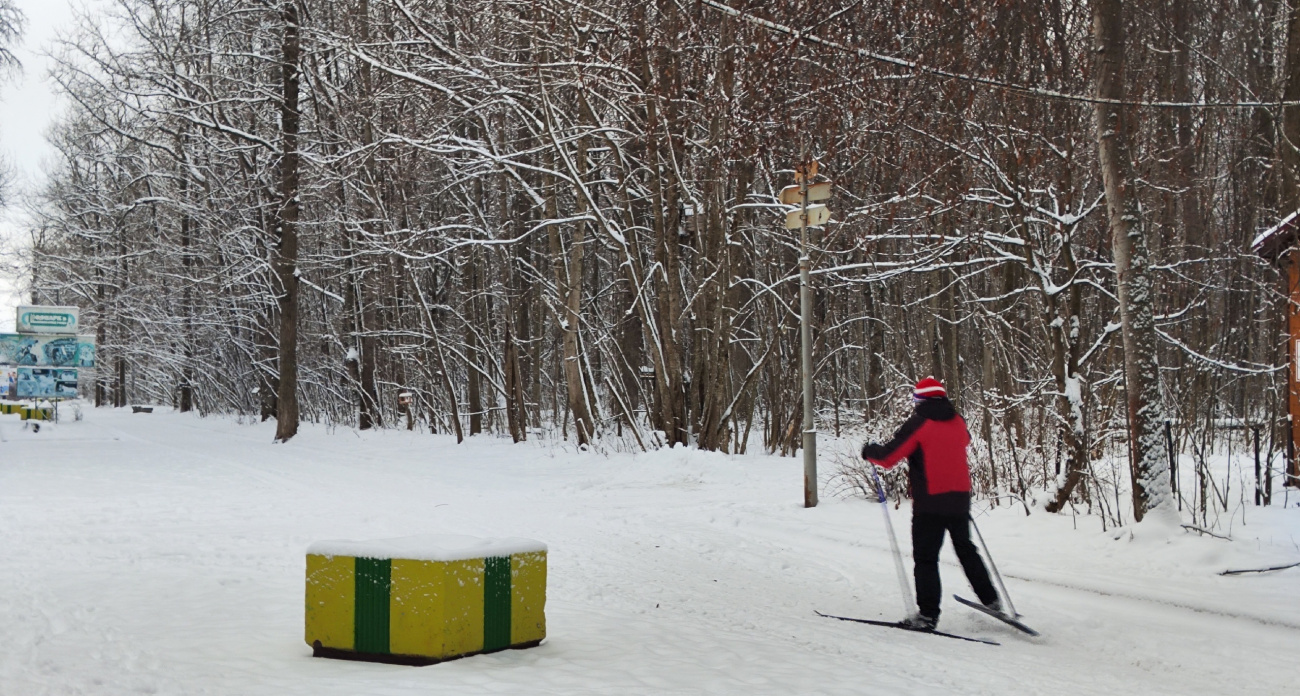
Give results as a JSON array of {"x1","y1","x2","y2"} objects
[
  {"x1": 679, "y1": 202, "x2": 701, "y2": 244},
  {"x1": 1252, "y1": 210, "x2": 1300, "y2": 488}
]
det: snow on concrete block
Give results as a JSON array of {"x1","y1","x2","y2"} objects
[{"x1": 305, "y1": 534, "x2": 547, "y2": 665}]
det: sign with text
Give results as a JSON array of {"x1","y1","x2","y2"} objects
[
  {"x1": 17, "y1": 306, "x2": 81, "y2": 335},
  {"x1": 0, "y1": 334, "x2": 97, "y2": 368},
  {"x1": 785, "y1": 204, "x2": 832, "y2": 229},
  {"x1": 16, "y1": 367, "x2": 78, "y2": 399},
  {"x1": 779, "y1": 181, "x2": 832, "y2": 206}
]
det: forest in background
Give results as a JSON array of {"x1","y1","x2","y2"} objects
[{"x1": 7, "y1": 0, "x2": 1296, "y2": 526}]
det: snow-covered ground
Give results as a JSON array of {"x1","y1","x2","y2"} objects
[{"x1": 0, "y1": 407, "x2": 1297, "y2": 695}]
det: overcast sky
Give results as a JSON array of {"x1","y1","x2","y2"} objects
[{"x1": 0, "y1": 0, "x2": 77, "y2": 332}]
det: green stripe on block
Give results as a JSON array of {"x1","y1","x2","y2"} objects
[
  {"x1": 354, "y1": 557, "x2": 391, "y2": 655},
  {"x1": 483, "y1": 556, "x2": 512, "y2": 652}
]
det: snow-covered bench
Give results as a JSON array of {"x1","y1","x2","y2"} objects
[{"x1": 305, "y1": 534, "x2": 547, "y2": 665}]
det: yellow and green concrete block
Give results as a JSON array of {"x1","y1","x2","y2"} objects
[
  {"x1": 305, "y1": 535, "x2": 546, "y2": 665},
  {"x1": 20, "y1": 406, "x2": 52, "y2": 421}
]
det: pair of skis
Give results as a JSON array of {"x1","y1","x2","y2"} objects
[{"x1": 818, "y1": 467, "x2": 1038, "y2": 645}]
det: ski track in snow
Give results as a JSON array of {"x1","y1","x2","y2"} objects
[{"x1": 0, "y1": 410, "x2": 1297, "y2": 695}]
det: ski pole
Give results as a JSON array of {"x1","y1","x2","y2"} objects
[
  {"x1": 869, "y1": 466, "x2": 915, "y2": 618},
  {"x1": 969, "y1": 515, "x2": 1017, "y2": 617}
]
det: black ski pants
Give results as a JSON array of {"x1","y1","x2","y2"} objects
[{"x1": 911, "y1": 512, "x2": 998, "y2": 618}]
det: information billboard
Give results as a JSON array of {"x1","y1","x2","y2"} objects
[
  {"x1": 0, "y1": 334, "x2": 97, "y2": 367},
  {"x1": 16, "y1": 368, "x2": 78, "y2": 399},
  {"x1": 16, "y1": 306, "x2": 81, "y2": 335}
]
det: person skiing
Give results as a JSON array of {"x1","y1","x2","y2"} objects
[{"x1": 861, "y1": 376, "x2": 1000, "y2": 630}]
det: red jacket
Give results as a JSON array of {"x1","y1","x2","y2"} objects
[{"x1": 862, "y1": 398, "x2": 972, "y2": 515}]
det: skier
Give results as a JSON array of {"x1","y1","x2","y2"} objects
[{"x1": 861, "y1": 377, "x2": 1000, "y2": 630}]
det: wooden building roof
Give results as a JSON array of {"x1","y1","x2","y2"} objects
[{"x1": 1253, "y1": 209, "x2": 1300, "y2": 262}]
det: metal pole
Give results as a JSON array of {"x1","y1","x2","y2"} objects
[
  {"x1": 800, "y1": 164, "x2": 818, "y2": 508},
  {"x1": 870, "y1": 467, "x2": 914, "y2": 617},
  {"x1": 970, "y1": 516, "x2": 1017, "y2": 618}
]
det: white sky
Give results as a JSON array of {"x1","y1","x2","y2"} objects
[{"x1": 0, "y1": 0, "x2": 77, "y2": 332}]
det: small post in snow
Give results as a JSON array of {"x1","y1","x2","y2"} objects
[
  {"x1": 1165, "y1": 419, "x2": 1178, "y2": 511},
  {"x1": 1253, "y1": 423, "x2": 1262, "y2": 506},
  {"x1": 781, "y1": 159, "x2": 832, "y2": 508}
]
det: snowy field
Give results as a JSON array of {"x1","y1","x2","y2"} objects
[{"x1": 1, "y1": 408, "x2": 1297, "y2": 695}]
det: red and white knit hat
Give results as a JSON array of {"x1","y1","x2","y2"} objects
[{"x1": 913, "y1": 376, "x2": 946, "y2": 399}]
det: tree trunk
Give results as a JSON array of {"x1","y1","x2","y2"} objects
[
  {"x1": 412, "y1": 271, "x2": 463, "y2": 444},
  {"x1": 1091, "y1": 0, "x2": 1170, "y2": 520},
  {"x1": 95, "y1": 258, "x2": 106, "y2": 408},
  {"x1": 466, "y1": 255, "x2": 483, "y2": 436},
  {"x1": 356, "y1": 4, "x2": 381, "y2": 433},
  {"x1": 115, "y1": 355, "x2": 127, "y2": 408},
  {"x1": 1045, "y1": 236, "x2": 1091, "y2": 512},
  {"x1": 178, "y1": 168, "x2": 194, "y2": 413},
  {"x1": 548, "y1": 140, "x2": 596, "y2": 446},
  {"x1": 692, "y1": 15, "x2": 736, "y2": 451},
  {"x1": 273, "y1": 0, "x2": 301, "y2": 443},
  {"x1": 504, "y1": 318, "x2": 527, "y2": 443}
]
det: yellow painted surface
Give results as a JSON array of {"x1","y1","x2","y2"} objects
[
  {"x1": 442, "y1": 558, "x2": 485, "y2": 657},
  {"x1": 305, "y1": 554, "x2": 355, "y2": 650},
  {"x1": 389, "y1": 559, "x2": 446, "y2": 658},
  {"x1": 305, "y1": 544, "x2": 547, "y2": 661},
  {"x1": 21, "y1": 407, "x2": 52, "y2": 421},
  {"x1": 511, "y1": 552, "x2": 547, "y2": 645}
]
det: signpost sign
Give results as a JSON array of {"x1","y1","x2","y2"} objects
[
  {"x1": 16, "y1": 367, "x2": 78, "y2": 399},
  {"x1": 779, "y1": 181, "x2": 832, "y2": 205},
  {"x1": 76, "y1": 338, "x2": 96, "y2": 368},
  {"x1": 3, "y1": 306, "x2": 91, "y2": 418},
  {"x1": 0, "y1": 334, "x2": 97, "y2": 367},
  {"x1": 16, "y1": 306, "x2": 81, "y2": 335},
  {"x1": 785, "y1": 159, "x2": 833, "y2": 509},
  {"x1": 785, "y1": 204, "x2": 831, "y2": 229}
]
